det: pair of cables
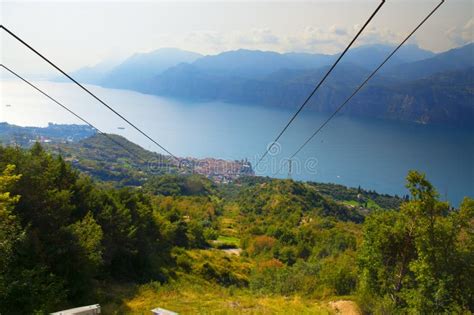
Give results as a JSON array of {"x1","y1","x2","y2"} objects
[
  {"x1": 1, "y1": 25, "x2": 179, "y2": 166},
  {"x1": 256, "y1": 1, "x2": 444, "y2": 174}
]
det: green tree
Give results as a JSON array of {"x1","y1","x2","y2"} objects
[
  {"x1": 0, "y1": 163, "x2": 67, "y2": 314},
  {"x1": 0, "y1": 144, "x2": 178, "y2": 312},
  {"x1": 68, "y1": 211, "x2": 104, "y2": 271},
  {"x1": 358, "y1": 171, "x2": 473, "y2": 313},
  {"x1": 0, "y1": 165, "x2": 25, "y2": 311},
  {"x1": 0, "y1": 165, "x2": 22, "y2": 271}
]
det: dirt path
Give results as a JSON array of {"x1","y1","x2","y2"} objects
[
  {"x1": 328, "y1": 300, "x2": 361, "y2": 315},
  {"x1": 221, "y1": 248, "x2": 242, "y2": 255}
]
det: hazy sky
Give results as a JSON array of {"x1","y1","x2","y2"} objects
[{"x1": 1, "y1": 0, "x2": 473, "y2": 74}]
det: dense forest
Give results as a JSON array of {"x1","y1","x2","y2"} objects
[{"x1": 0, "y1": 143, "x2": 472, "y2": 314}]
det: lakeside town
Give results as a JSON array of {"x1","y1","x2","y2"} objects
[{"x1": 0, "y1": 122, "x2": 254, "y2": 183}]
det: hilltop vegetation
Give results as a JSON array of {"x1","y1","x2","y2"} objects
[
  {"x1": 0, "y1": 143, "x2": 472, "y2": 314},
  {"x1": 47, "y1": 132, "x2": 253, "y2": 186},
  {"x1": 0, "y1": 123, "x2": 96, "y2": 147},
  {"x1": 47, "y1": 133, "x2": 177, "y2": 185}
]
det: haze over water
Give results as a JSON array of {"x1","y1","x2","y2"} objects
[{"x1": 1, "y1": 80, "x2": 473, "y2": 206}]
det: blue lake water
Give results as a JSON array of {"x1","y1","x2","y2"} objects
[{"x1": 1, "y1": 80, "x2": 473, "y2": 206}]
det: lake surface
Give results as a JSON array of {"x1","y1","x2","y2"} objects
[{"x1": 1, "y1": 80, "x2": 473, "y2": 206}]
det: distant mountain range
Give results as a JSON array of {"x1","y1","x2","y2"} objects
[
  {"x1": 70, "y1": 43, "x2": 474, "y2": 126},
  {"x1": 69, "y1": 48, "x2": 202, "y2": 88}
]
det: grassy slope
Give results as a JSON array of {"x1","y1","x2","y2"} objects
[
  {"x1": 216, "y1": 235, "x2": 241, "y2": 247},
  {"x1": 100, "y1": 249, "x2": 334, "y2": 314},
  {"x1": 102, "y1": 279, "x2": 333, "y2": 314}
]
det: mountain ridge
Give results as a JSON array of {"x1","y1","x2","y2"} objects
[{"x1": 69, "y1": 43, "x2": 474, "y2": 126}]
